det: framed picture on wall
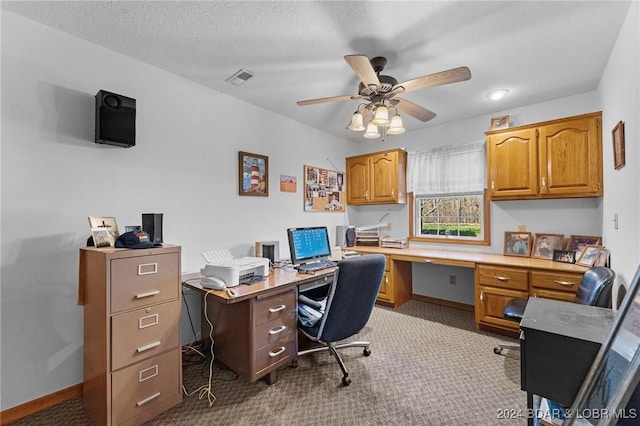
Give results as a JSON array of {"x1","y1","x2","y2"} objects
[
  {"x1": 239, "y1": 151, "x2": 269, "y2": 196},
  {"x1": 612, "y1": 120, "x2": 625, "y2": 170},
  {"x1": 504, "y1": 231, "x2": 532, "y2": 257}
]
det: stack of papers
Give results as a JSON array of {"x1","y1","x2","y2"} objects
[{"x1": 380, "y1": 237, "x2": 408, "y2": 249}]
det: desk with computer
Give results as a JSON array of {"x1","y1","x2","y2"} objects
[{"x1": 183, "y1": 225, "x2": 342, "y2": 384}]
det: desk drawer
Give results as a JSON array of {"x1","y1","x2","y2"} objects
[
  {"x1": 111, "y1": 349, "x2": 181, "y2": 426},
  {"x1": 254, "y1": 312, "x2": 296, "y2": 349},
  {"x1": 531, "y1": 271, "x2": 582, "y2": 294},
  {"x1": 111, "y1": 300, "x2": 180, "y2": 371},
  {"x1": 111, "y1": 253, "x2": 180, "y2": 313},
  {"x1": 478, "y1": 265, "x2": 528, "y2": 291},
  {"x1": 254, "y1": 332, "x2": 296, "y2": 377},
  {"x1": 254, "y1": 290, "x2": 296, "y2": 326}
]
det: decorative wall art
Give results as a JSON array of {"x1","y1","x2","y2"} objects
[
  {"x1": 239, "y1": 151, "x2": 268, "y2": 196},
  {"x1": 612, "y1": 120, "x2": 625, "y2": 170},
  {"x1": 490, "y1": 115, "x2": 510, "y2": 130},
  {"x1": 280, "y1": 175, "x2": 297, "y2": 193},
  {"x1": 303, "y1": 165, "x2": 345, "y2": 212}
]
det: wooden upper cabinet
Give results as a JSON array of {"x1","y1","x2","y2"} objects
[
  {"x1": 487, "y1": 111, "x2": 602, "y2": 200},
  {"x1": 346, "y1": 148, "x2": 407, "y2": 205}
]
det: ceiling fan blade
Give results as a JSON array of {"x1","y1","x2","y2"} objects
[
  {"x1": 344, "y1": 55, "x2": 380, "y2": 89},
  {"x1": 297, "y1": 94, "x2": 361, "y2": 106},
  {"x1": 394, "y1": 66, "x2": 471, "y2": 94},
  {"x1": 393, "y1": 98, "x2": 437, "y2": 122}
]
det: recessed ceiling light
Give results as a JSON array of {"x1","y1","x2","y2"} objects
[{"x1": 487, "y1": 89, "x2": 509, "y2": 100}]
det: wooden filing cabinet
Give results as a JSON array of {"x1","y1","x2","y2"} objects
[{"x1": 80, "y1": 246, "x2": 182, "y2": 426}]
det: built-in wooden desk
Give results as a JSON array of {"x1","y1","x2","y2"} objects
[
  {"x1": 349, "y1": 246, "x2": 589, "y2": 336},
  {"x1": 182, "y1": 267, "x2": 336, "y2": 384}
]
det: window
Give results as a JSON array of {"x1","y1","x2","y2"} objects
[{"x1": 407, "y1": 143, "x2": 489, "y2": 245}]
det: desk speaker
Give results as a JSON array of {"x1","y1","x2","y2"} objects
[
  {"x1": 95, "y1": 90, "x2": 136, "y2": 148},
  {"x1": 142, "y1": 213, "x2": 163, "y2": 244},
  {"x1": 255, "y1": 241, "x2": 279, "y2": 264}
]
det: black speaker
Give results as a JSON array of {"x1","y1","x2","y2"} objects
[
  {"x1": 142, "y1": 213, "x2": 163, "y2": 244},
  {"x1": 346, "y1": 226, "x2": 356, "y2": 247},
  {"x1": 95, "y1": 90, "x2": 136, "y2": 148}
]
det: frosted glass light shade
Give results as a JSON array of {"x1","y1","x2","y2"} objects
[
  {"x1": 347, "y1": 112, "x2": 365, "y2": 131},
  {"x1": 387, "y1": 115, "x2": 405, "y2": 135},
  {"x1": 363, "y1": 123, "x2": 381, "y2": 139},
  {"x1": 371, "y1": 106, "x2": 390, "y2": 126}
]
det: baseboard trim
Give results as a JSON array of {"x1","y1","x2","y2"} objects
[
  {"x1": 0, "y1": 382, "x2": 82, "y2": 425},
  {"x1": 412, "y1": 294, "x2": 474, "y2": 312}
]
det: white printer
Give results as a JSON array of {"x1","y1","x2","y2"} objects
[{"x1": 200, "y1": 249, "x2": 270, "y2": 287}]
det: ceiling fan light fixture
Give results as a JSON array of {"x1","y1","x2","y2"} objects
[
  {"x1": 371, "y1": 105, "x2": 390, "y2": 126},
  {"x1": 363, "y1": 122, "x2": 381, "y2": 139},
  {"x1": 346, "y1": 112, "x2": 365, "y2": 131},
  {"x1": 487, "y1": 89, "x2": 509, "y2": 100},
  {"x1": 387, "y1": 114, "x2": 405, "y2": 135}
]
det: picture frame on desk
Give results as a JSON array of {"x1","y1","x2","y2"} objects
[
  {"x1": 565, "y1": 235, "x2": 602, "y2": 261},
  {"x1": 565, "y1": 265, "x2": 640, "y2": 425},
  {"x1": 552, "y1": 249, "x2": 576, "y2": 264},
  {"x1": 91, "y1": 227, "x2": 112, "y2": 248},
  {"x1": 531, "y1": 233, "x2": 564, "y2": 260},
  {"x1": 504, "y1": 231, "x2": 532, "y2": 257},
  {"x1": 576, "y1": 245, "x2": 602, "y2": 267},
  {"x1": 239, "y1": 151, "x2": 269, "y2": 196},
  {"x1": 88, "y1": 216, "x2": 119, "y2": 245}
]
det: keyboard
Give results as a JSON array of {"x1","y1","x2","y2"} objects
[{"x1": 295, "y1": 261, "x2": 337, "y2": 273}]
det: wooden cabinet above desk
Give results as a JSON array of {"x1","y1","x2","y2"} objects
[
  {"x1": 346, "y1": 148, "x2": 407, "y2": 205},
  {"x1": 350, "y1": 246, "x2": 588, "y2": 336},
  {"x1": 486, "y1": 111, "x2": 603, "y2": 200}
]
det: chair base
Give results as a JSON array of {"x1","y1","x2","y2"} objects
[
  {"x1": 297, "y1": 340, "x2": 371, "y2": 386},
  {"x1": 494, "y1": 343, "x2": 520, "y2": 357}
]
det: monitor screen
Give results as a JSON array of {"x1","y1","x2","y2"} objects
[{"x1": 287, "y1": 226, "x2": 331, "y2": 265}]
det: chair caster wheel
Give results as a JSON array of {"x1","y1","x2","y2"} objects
[
  {"x1": 494, "y1": 347, "x2": 503, "y2": 355},
  {"x1": 363, "y1": 348, "x2": 371, "y2": 356},
  {"x1": 342, "y1": 376, "x2": 351, "y2": 386}
]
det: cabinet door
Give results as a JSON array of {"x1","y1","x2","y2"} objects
[
  {"x1": 538, "y1": 115, "x2": 602, "y2": 197},
  {"x1": 476, "y1": 285, "x2": 528, "y2": 331},
  {"x1": 346, "y1": 156, "x2": 369, "y2": 204},
  {"x1": 487, "y1": 128, "x2": 538, "y2": 199},
  {"x1": 370, "y1": 151, "x2": 400, "y2": 203}
]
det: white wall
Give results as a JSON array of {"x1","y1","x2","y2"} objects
[
  {"x1": 0, "y1": 12, "x2": 351, "y2": 410},
  {"x1": 596, "y1": 1, "x2": 640, "y2": 306}
]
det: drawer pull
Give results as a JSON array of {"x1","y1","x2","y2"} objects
[
  {"x1": 137, "y1": 263, "x2": 158, "y2": 276},
  {"x1": 269, "y1": 347, "x2": 286, "y2": 357},
  {"x1": 137, "y1": 341, "x2": 161, "y2": 353},
  {"x1": 269, "y1": 304, "x2": 286, "y2": 313},
  {"x1": 136, "y1": 391, "x2": 161, "y2": 407},
  {"x1": 424, "y1": 259, "x2": 434, "y2": 263},
  {"x1": 135, "y1": 290, "x2": 160, "y2": 299},
  {"x1": 139, "y1": 313, "x2": 159, "y2": 329},
  {"x1": 269, "y1": 325, "x2": 287, "y2": 335},
  {"x1": 554, "y1": 280, "x2": 576, "y2": 287},
  {"x1": 138, "y1": 364, "x2": 158, "y2": 382},
  {"x1": 493, "y1": 275, "x2": 510, "y2": 282}
]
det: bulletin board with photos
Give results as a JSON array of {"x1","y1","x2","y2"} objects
[{"x1": 303, "y1": 165, "x2": 345, "y2": 212}]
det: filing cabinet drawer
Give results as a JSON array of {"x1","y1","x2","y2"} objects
[
  {"x1": 254, "y1": 332, "x2": 296, "y2": 377},
  {"x1": 111, "y1": 349, "x2": 181, "y2": 426},
  {"x1": 110, "y1": 253, "x2": 180, "y2": 313},
  {"x1": 254, "y1": 290, "x2": 296, "y2": 326},
  {"x1": 111, "y1": 300, "x2": 180, "y2": 371},
  {"x1": 254, "y1": 312, "x2": 296, "y2": 349},
  {"x1": 477, "y1": 265, "x2": 528, "y2": 291},
  {"x1": 530, "y1": 270, "x2": 582, "y2": 294}
]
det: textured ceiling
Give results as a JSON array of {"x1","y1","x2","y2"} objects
[{"x1": 2, "y1": 1, "x2": 632, "y2": 142}]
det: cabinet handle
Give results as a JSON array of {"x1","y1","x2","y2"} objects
[
  {"x1": 137, "y1": 341, "x2": 161, "y2": 353},
  {"x1": 138, "y1": 364, "x2": 158, "y2": 382},
  {"x1": 554, "y1": 280, "x2": 576, "y2": 287},
  {"x1": 365, "y1": 190, "x2": 369, "y2": 201},
  {"x1": 493, "y1": 275, "x2": 510, "y2": 282},
  {"x1": 269, "y1": 347, "x2": 286, "y2": 357},
  {"x1": 480, "y1": 290, "x2": 484, "y2": 303},
  {"x1": 137, "y1": 263, "x2": 158, "y2": 276},
  {"x1": 424, "y1": 259, "x2": 434, "y2": 263},
  {"x1": 135, "y1": 290, "x2": 160, "y2": 299},
  {"x1": 269, "y1": 325, "x2": 287, "y2": 335},
  {"x1": 541, "y1": 177, "x2": 547, "y2": 191},
  {"x1": 136, "y1": 392, "x2": 161, "y2": 407},
  {"x1": 269, "y1": 304, "x2": 286, "y2": 313},
  {"x1": 385, "y1": 276, "x2": 389, "y2": 284},
  {"x1": 491, "y1": 181, "x2": 495, "y2": 192},
  {"x1": 391, "y1": 188, "x2": 395, "y2": 197}
]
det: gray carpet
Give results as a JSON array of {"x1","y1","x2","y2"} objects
[{"x1": 7, "y1": 300, "x2": 526, "y2": 425}]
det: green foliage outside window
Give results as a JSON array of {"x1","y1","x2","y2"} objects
[{"x1": 417, "y1": 195, "x2": 482, "y2": 239}]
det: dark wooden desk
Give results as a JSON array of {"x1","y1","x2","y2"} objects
[
  {"x1": 520, "y1": 298, "x2": 614, "y2": 425},
  {"x1": 182, "y1": 267, "x2": 336, "y2": 384}
]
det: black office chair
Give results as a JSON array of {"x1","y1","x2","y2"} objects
[
  {"x1": 494, "y1": 266, "x2": 615, "y2": 356},
  {"x1": 296, "y1": 254, "x2": 385, "y2": 386}
]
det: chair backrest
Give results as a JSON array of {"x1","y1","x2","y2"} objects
[
  {"x1": 573, "y1": 266, "x2": 615, "y2": 307},
  {"x1": 316, "y1": 254, "x2": 386, "y2": 343}
]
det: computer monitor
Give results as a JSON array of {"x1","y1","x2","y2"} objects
[{"x1": 287, "y1": 226, "x2": 331, "y2": 266}]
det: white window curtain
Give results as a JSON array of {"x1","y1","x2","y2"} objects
[{"x1": 407, "y1": 142, "x2": 486, "y2": 195}]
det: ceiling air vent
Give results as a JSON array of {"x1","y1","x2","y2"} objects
[{"x1": 226, "y1": 69, "x2": 254, "y2": 86}]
